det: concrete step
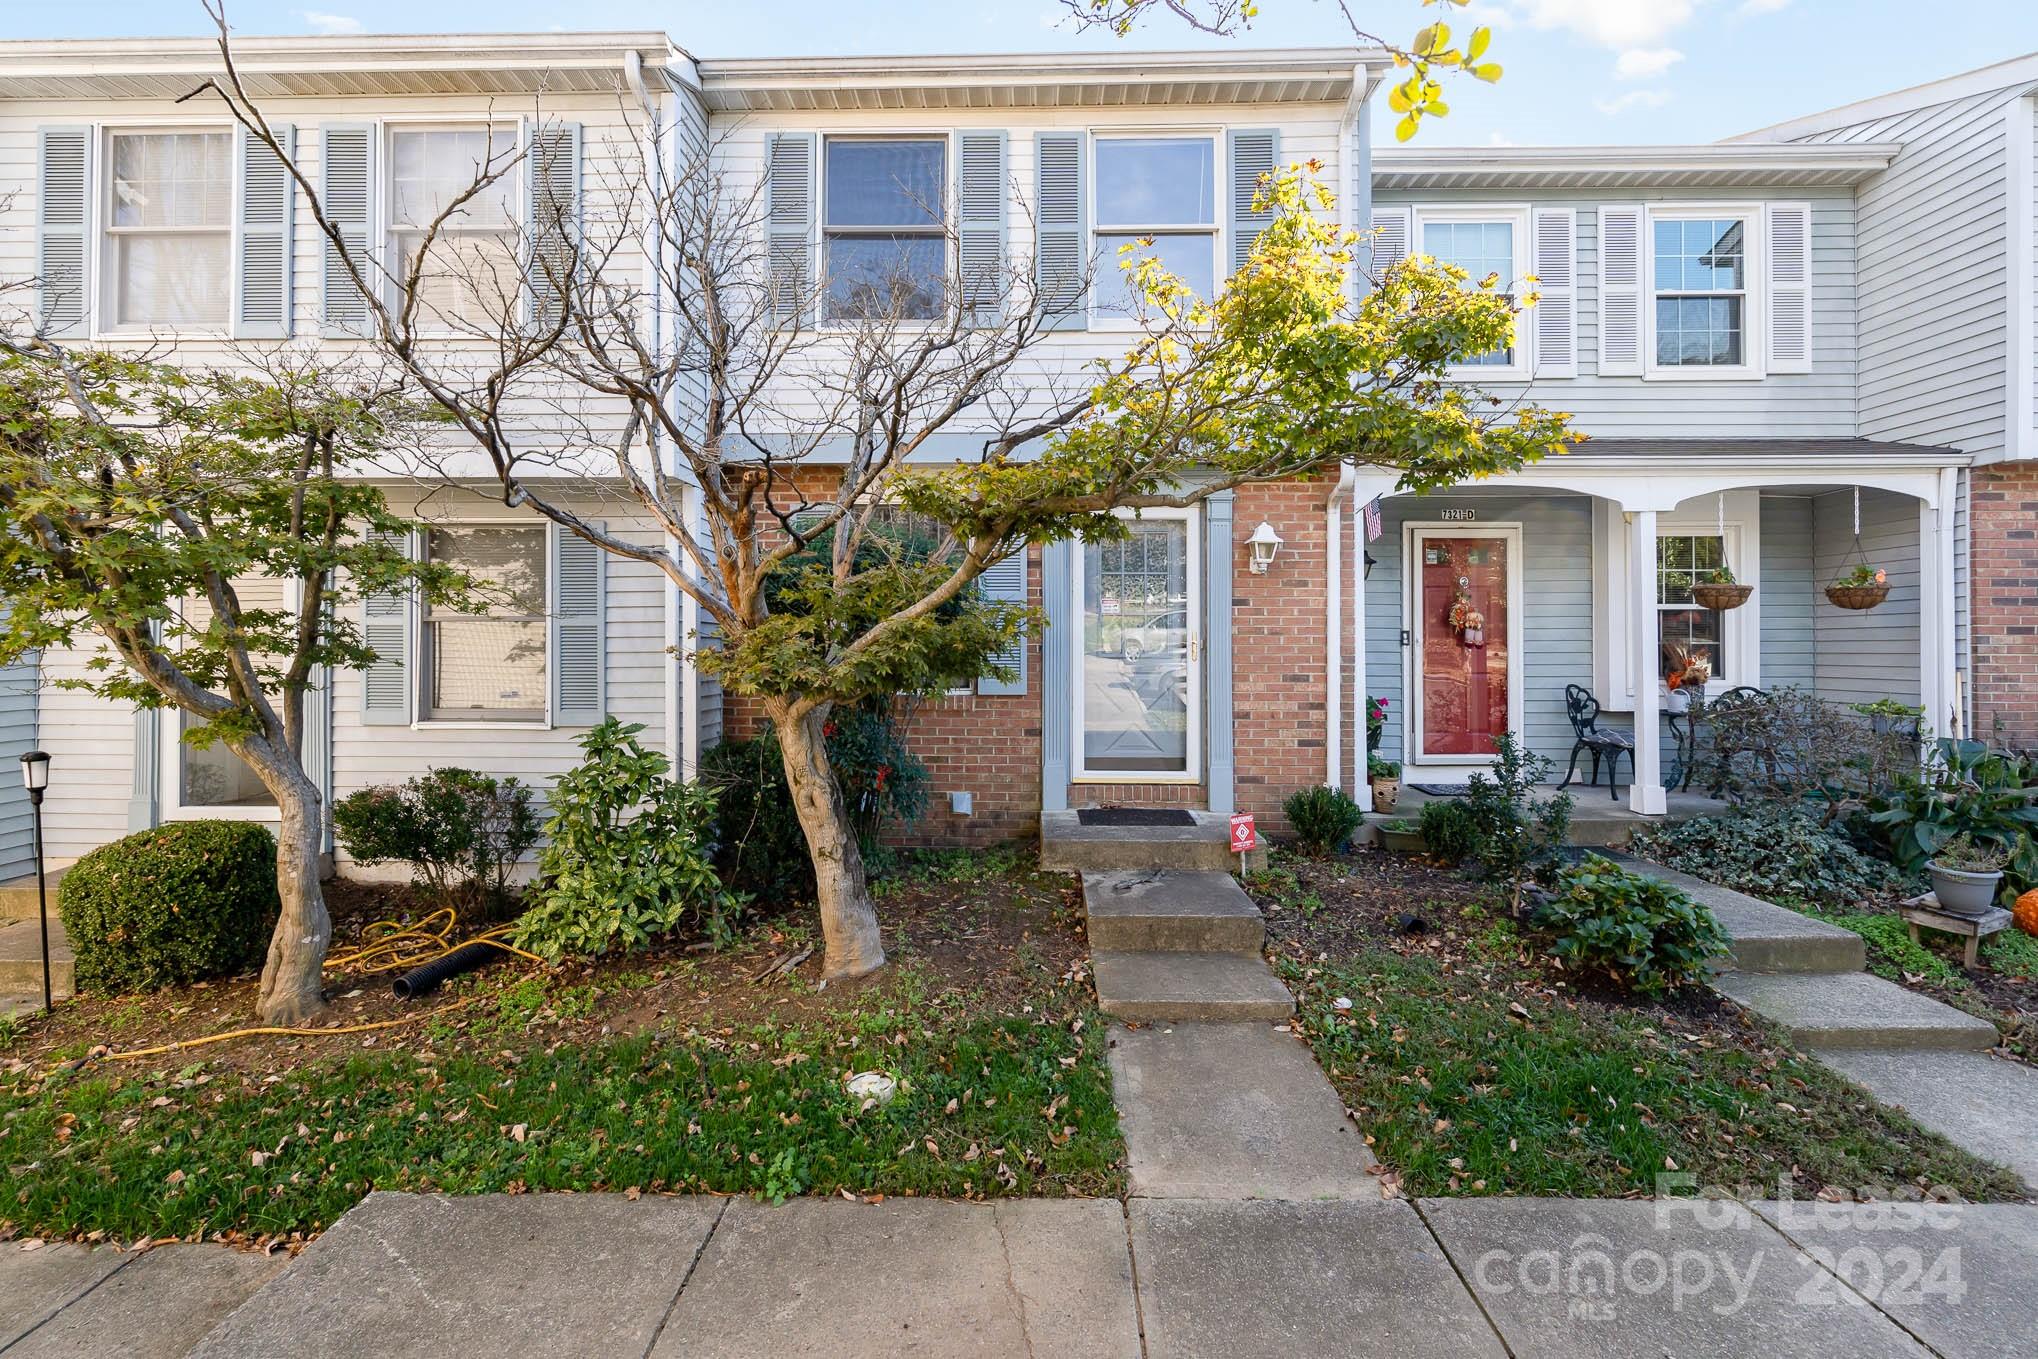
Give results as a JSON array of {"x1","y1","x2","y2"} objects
[
  {"x1": 0, "y1": 867, "x2": 64, "y2": 925},
  {"x1": 1812, "y1": 1048, "x2": 2038, "y2": 1189},
  {"x1": 0, "y1": 916, "x2": 73, "y2": 1000},
  {"x1": 1041, "y1": 810, "x2": 1263, "y2": 874},
  {"x1": 1714, "y1": 969, "x2": 2000, "y2": 1051},
  {"x1": 1092, "y1": 950, "x2": 1293, "y2": 1022},
  {"x1": 1621, "y1": 858, "x2": 1867, "y2": 974},
  {"x1": 1082, "y1": 870, "x2": 1265, "y2": 955}
]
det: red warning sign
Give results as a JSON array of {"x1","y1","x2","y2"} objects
[{"x1": 1229, "y1": 812, "x2": 1257, "y2": 854}]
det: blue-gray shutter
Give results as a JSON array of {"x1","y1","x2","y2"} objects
[
  {"x1": 235, "y1": 123, "x2": 295, "y2": 339},
  {"x1": 766, "y1": 133, "x2": 816, "y2": 327},
  {"x1": 1598, "y1": 204, "x2": 1645, "y2": 376},
  {"x1": 525, "y1": 119, "x2": 582, "y2": 330},
  {"x1": 35, "y1": 126, "x2": 91, "y2": 339},
  {"x1": 956, "y1": 131, "x2": 1007, "y2": 327},
  {"x1": 360, "y1": 528, "x2": 413, "y2": 726},
  {"x1": 550, "y1": 523, "x2": 605, "y2": 725},
  {"x1": 1226, "y1": 128, "x2": 1278, "y2": 276},
  {"x1": 976, "y1": 547, "x2": 1028, "y2": 696},
  {"x1": 1034, "y1": 133, "x2": 1086, "y2": 331},
  {"x1": 1531, "y1": 207, "x2": 1576, "y2": 378},
  {"x1": 319, "y1": 123, "x2": 374, "y2": 338}
]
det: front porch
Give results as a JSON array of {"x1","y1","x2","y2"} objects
[{"x1": 1364, "y1": 784, "x2": 1729, "y2": 848}]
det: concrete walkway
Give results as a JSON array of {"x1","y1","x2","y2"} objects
[{"x1": 12, "y1": 1192, "x2": 2037, "y2": 1356}]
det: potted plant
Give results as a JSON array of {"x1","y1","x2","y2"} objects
[
  {"x1": 1851, "y1": 697, "x2": 1924, "y2": 741},
  {"x1": 1927, "y1": 832, "x2": 2012, "y2": 918},
  {"x1": 1368, "y1": 756, "x2": 1402, "y2": 814},
  {"x1": 1661, "y1": 645, "x2": 1711, "y2": 714},
  {"x1": 1827, "y1": 564, "x2": 1890, "y2": 611},
  {"x1": 1377, "y1": 817, "x2": 1426, "y2": 854},
  {"x1": 1691, "y1": 564, "x2": 1753, "y2": 612}
]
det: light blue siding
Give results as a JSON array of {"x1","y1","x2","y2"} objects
[
  {"x1": 1759, "y1": 495, "x2": 1817, "y2": 692},
  {"x1": 1813, "y1": 487, "x2": 1922, "y2": 708},
  {"x1": 0, "y1": 651, "x2": 37, "y2": 881}
]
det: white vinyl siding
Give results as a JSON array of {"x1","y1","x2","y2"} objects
[{"x1": 1812, "y1": 487, "x2": 1923, "y2": 708}]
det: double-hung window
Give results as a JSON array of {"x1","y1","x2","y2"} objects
[
  {"x1": 823, "y1": 138, "x2": 947, "y2": 322},
  {"x1": 105, "y1": 131, "x2": 232, "y2": 330},
  {"x1": 1655, "y1": 534, "x2": 1728, "y2": 683},
  {"x1": 1651, "y1": 215, "x2": 1749, "y2": 370},
  {"x1": 388, "y1": 126, "x2": 519, "y2": 329},
  {"x1": 422, "y1": 525, "x2": 547, "y2": 722},
  {"x1": 1092, "y1": 135, "x2": 1217, "y2": 321},
  {"x1": 1418, "y1": 211, "x2": 1527, "y2": 376}
]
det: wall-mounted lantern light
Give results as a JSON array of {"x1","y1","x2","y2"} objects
[{"x1": 1246, "y1": 521, "x2": 1285, "y2": 575}]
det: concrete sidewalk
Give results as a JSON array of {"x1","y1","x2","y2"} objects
[{"x1": 10, "y1": 1191, "x2": 2035, "y2": 1357}]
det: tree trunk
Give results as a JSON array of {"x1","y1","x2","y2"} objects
[
  {"x1": 242, "y1": 745, "x2": 332, "y2": 1025},
  {"x1": 773, "y1": 704, "x2": 885, "y2": 979}
]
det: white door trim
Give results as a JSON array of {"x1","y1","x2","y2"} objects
[
  {"x1": 1402, "y1": 521, "x2": 1526, "y2": 778},
  {"x1": 1071, "y1": 507, "x2": 1203, "y2": 784}
]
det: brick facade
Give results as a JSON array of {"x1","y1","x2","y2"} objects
[{"x1": 1970, "y1": 462, "x2": 2038, "y2": 749}]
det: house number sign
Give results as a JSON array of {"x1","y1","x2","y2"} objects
[{"x1": 1439, "y1": 508, "x2": 1477, "y2": 522}]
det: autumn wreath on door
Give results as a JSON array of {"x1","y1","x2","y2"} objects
[{"x1": 1447, "y1": 579, "x2": 1487, "y2": 647}]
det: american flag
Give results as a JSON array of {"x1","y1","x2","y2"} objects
[{"x1": 1362, "y1": 495, "x2": 1383, "y2": 543}]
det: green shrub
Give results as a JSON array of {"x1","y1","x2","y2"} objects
[
  {"x1": 1868, "y1": 738, "x2": 2038, "y2": 900},
  {"x1": 513, "y1": 719, "x2": 739, "y2": 961},
  {"x1": 1284, "y1": 785, "x2": 1364, "y2": 855},
  {"x1": 1630, "y1": 804, "x2": 1900, "y2": 907},
  {"x1": 1537, "y1": 854, "x2": 1728, "y2": 995},
  {"x1": 333, "y1": 767, "x2": 538, "y2": 921},
  {"x1": 59, "y1": 821, "x2": 279, "y2": 994},
  {"x1": 1418, "y1": 797, "x2": 1482, "y2": 863}
]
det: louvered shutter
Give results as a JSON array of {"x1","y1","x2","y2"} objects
[
  {"x1": 956, "y1": 131, "x2": 1008, "y2": 327},
  {"x1": 550, "y1": 523, "x2": 605, "y2": 725},
  {"x1": 1530, "y1": 207, "x2": 1576, "y2": 378},
  {"x1": 1766, "y1": 202, "x2": 1812, "y2": 373},
  {"x1": 35, "y1": 127, "x2": 91, "y2": 339},
  {"x1": 1034, "y1": 132, "x2": 1087, "y2": 331},
  {"x1": 236, "y1": 123, "x2": 295, "y2": 339},
  {"x1": 526, "y1": 119, "x2": 582, "y2": 331},
  {"x1": 766, "y1": 133, "x2": 816, "y2": 327},
  {"x1": 319, "y1": 123, "x2": 375, "y2": 337},
  {"x1": 1598, "y1": 204, "x2": 1645, "y2": 376},
  {"x1": 1367, "y1": 204, "x2": 1410, "y2": 279},
  {"x1": 1226, "y1": 128, "x2": 1279, "y2": 275},
  {"x1": 360, "y1": 528, "x2": 413, "y2": 726},
  {"x1": 976, "y1": 547, "x2": 1028, "y2": 696}
]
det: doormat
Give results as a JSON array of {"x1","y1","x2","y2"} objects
[
  {"x1": 1077, "y1": 808, "x2": 1197, "y2": 827},
  {"x1": 1407, "y1": 784, "x2": 1469, "y2": 797}
]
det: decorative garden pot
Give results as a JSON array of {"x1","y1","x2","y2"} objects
[
  {"x1": 1826, "y1": 582, "x2": 1891, "y2": 611},
  {"x1": 1928, "y1": 862, "x2": 2004, "y2": 918},
  {"x1": 1691, "y1": 582, "x2": 1753, "y2": 612},
  {"x1": 1665, "y1": 688, "x2": 1692, "y2": 715},
  {"x1": 1370, "y1": 776, "x2": 1400, "y2": 815},
  {"x1": 1378, "y1": 825, "x2": 1426, "y2": 854}
]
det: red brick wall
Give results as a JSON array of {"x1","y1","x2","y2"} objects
[
  {"x1": 1970, "y1": 462, "x2": 2038, "y2": 749},
  {"x1": 1230, "y1": 480, "x2": 1334, "y2": 832}
]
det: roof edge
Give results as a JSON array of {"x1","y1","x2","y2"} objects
[{"x1": 1726, "y1": 51, "x2": 2038, "y2": 143}]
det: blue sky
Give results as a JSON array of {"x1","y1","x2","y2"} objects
[{"x1": 9, "y1": 1, "x2": 2036, "y2": 146}]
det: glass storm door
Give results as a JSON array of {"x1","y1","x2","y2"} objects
[
  {"x1": 1412, "y1": 529, "x2": 1513, "y2": 761},
  {"x1": 1075, "y1": 512, "x2": 1200, "y2": 778}
]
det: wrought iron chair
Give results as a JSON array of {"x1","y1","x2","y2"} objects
[
  {"x1": 1560, "y1": 684, "x2": 1632, "y2": 802},
  {"x1": 1702, "y1": 684, "x2": 1768, "y2": 798}
]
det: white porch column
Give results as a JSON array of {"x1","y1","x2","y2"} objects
[
  {"x1": 1920, "y1": 468, "x2": 1960, "y2": 739},
  {"x1": 1627, "y1": 509, "x2": 1667, "y2": 815},
  {"x1": 1351, "y1": 493, "x2": 1369, "y2": 791}
]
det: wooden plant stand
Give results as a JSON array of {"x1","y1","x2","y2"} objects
[{"x1": 1901, "y1": 893, "x2": 2012, "y2": 970}]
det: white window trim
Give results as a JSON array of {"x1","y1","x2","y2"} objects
[
  {"x1": 96, "y1": 122, "x2": 237, "y2": 341},
  {"x1": 1089, "y1": 128, "x2": 1223, "y2": 333},
  {"x1": 383, "y1": 120, "x2": 522, "y2": 335},
  {"x1": 816, "y1": 130, "x2": 953, "y2": 331},
  {"x1": 1399, "y1": 521, "x2": 1527, "y2": 777},
  {"x1": 1070, "y1": 506, "x2": 1203, "y2": 783},
  {"x1": 1642, "y1": 202, "x2": 1768, "y2": 382},
  {"x1": 413, "y1": 519, "x2": 554, "y2": 730},
  {"x1": 1592, "y1": 490, "x2": 1763, "y2": 707},
  {"x1": 1412, "y1": 204, "x2": 1534, "y2": 382},
  {"x1": 159, "y1": 576, "x2": 302, "y2": 823}
]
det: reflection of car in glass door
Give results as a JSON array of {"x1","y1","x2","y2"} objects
[{"x1": 1119, "y1": 608, "x2": 1188, "y2": 661}]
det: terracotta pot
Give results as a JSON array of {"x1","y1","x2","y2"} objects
[
  {"x1": 1370, "y1": 777, "x2": 1400, "y2": 814},
  {"x1": 1826, "y1": 582, "x2": 1890, "y2": 611},
  {"x1": 1691, "y1": 582, "x2": 1753, "y2": 611}
]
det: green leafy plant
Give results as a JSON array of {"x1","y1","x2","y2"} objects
[
  {"x1": 1701, "y1": 565, "x2": 1737, "y2": 585},
  {"x1": 333, "y1": 768, "x2": 538, "y2": 921},
  {"x1": 1537, "y1": 855, "x2": 1729, "y2": 995},
  {"x1": 513, "y1": 719, "x2": 739, "y2": 961},
  {"x1": 1869, "y1": 738, "x2": 2038, "y2": 896},
  {"x1": 1367, "y1": 756, "x2": 1401, "y2": 781},
  {"x1": 1833, "y1": 564, "x2": 1885, "y2": 590},
  {"x1": 1631, "y1": 805, "x2": 1900, "y2": 907},
  {"x1": 1418, "y1": 797, "x2": 1481, "y2": 862},
  {"x1": 1851, "y1": 698, "x2": 1924, "y2": 720},
  {"x1": 1931, "y1": 832, "x2": 2012, "y2": 874},
  {"x1": 1283, "y1": 785, "x2": 1364, "y2": 855},
  {"x1": 59, "y1": 822, "x2": 280, "y2": 994},
  {"x1": 1454, "y1": 733, "x2": 1573, "y2": 914}
]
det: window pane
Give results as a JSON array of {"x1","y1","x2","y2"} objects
[
  {"x1": 1095, "y1": 138, "x2": 1216, "y2": 226},
  {"x1": 429, "y1": 526, "x2": 546, "y2": 617},
  {"x1": 394, "y1": 229, "x2": 521, "y2": 327},
  {"x1": 1654, "y1": 217, "x2": 1744, "y2": 292},
  {"x1": 825, "y1": 140, "x2": 945, "y2": 228},
  {"x1": 1421, "y1": 219, "x2": 1516, "y2": 366},
  {"x1": 177, "y1": 577, "x2": 288, "y2": 809},
  {"x1": 111, "y1": 132, "x2": 230, "y2": 228},
  {"x1": 1659, "y1": 608, "x2": 1724, "y2": 681},
  {"x1": 824, "y1": 235, "x2": 946, "y2": 320},
  {"x1": 390, "y1": 128, "x2": 516, "y2": 228},
  {"x1": 1655, "y1": 295, "x2": 1743, "y2": 366},
  {"x1": 1094, "y1": 232, "x2": 1216, "y2": 318},
  {"x1": 429, "y1": 618, "x2": 547, "y2": 718},
  {"x1": 115, "y1": 232, "x2": 229, "y2": 327}
]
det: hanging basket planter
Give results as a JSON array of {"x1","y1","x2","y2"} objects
[
  {"x1": 1826, "y1": 581, "x2": 1890, "y2": 611},
  {"x1": 1692, "y1": 582, "x2": 1754, "y2": 612}
]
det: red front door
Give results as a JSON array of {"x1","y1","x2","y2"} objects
[{"x1": 1418, "y1": 535, "x2": 1510, "y2": 758}]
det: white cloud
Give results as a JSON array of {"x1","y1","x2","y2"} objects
[
  {"x1": 298, "y1": 10, "x2": 362, "y2": 34},
  {"x1": 1488, "y1": 132, "x2": 1519, "y2": 146},
  {"x1": 1614, "y1": 47, "x2": 1684, "y2": 80},
  {"x1": 1593, "y1": 88, "x2": 1672, "y2": 116},
  {"x1": 1489, "y1": 0, "x2": 1697, "y2": 50},
  {"x1": 1737, "y1": 0, "x2": 1792, "y2": 13}
]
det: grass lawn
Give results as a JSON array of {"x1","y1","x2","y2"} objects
[
  {"x1": 0, "y1": 850, "x2": 1122, "y2": 1247},
  {"x1": 1249, "y1": 850, "x2": 2028, "y2": 1202}
]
